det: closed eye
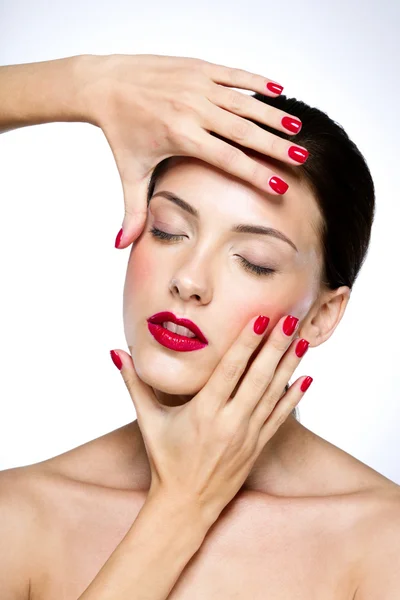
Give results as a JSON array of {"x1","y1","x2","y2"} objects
[
  {"x1": 149, "y1": 227, "x2": 183, "y2": 242},
  {"x1": 235, "y1": 256, "x2": 276, "y2": 277},
  {"x1": 149, "y1": 227, "x2": 277, "y2": 277}
]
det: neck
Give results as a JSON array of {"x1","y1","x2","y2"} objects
[{"x1": 120, "y1": 411, "x2": 314, "y2": 497}]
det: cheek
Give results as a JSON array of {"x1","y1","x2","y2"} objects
[
  {"x1": 223, "y1": 278, "x2": 312, "y2": 344},
  {"x1": 224, "y1": 279, "x2": 287, "y2": 332},
  {"x1": 123, "y1": 243, "x2": 162, "y2": 341},
  {"x1": 131, "y1": 253, "x2": 153, "y2": 284},
  {"x1": 125, "y1": 243, "x2": 159, "y2": 293},
  {"x1": 217, "y1": 293, "x2": 282, "y2": 349},
  {"x1": 123, "y1": 243, "x2": 159, "y2": 324}
]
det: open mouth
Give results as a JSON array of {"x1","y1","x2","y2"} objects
[
  {"x1": 147, "y1": 321, "x2": 208, "y2": 352},
  {"x1": 147, "y1": 311, "x2": 208, "y2": 345}
]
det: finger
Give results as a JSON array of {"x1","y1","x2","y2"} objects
[
  {"x1": 101, "y1": 130, "x2": 151, "y2": 250},
  {"x1": 198, "y1": 314, "x2": 271, "y2": 414},
  {"x1": 110, "y1": 147, "x2": 152, "y2": 250},
  {"x1": 204, "y1": 101, "x2": 309, "y2": 167},
  {"x1": 256, "y1": 375, "x2": 313, "y2": 452},
  {"x1": 208, "y1": 86, "x2": 302, "y2": 136},
  {"x1": 191, "y1": 130, "x2": 290, "y2": 195},
  {"x1": 250, "y1": 337, "x2": 309, "y2": 429},
  {"x1": 200, "y1": 60, "x2": 284, "y2": 97},
  {"x1": 234, "y1": 314, "x2": 300, "y2": 417},
  {"x1": 109, "y1": 349, "x2": 161, "y2": 421},
  {"x1": 117, "y1": 177, "x2": 150, "y2": 249}
]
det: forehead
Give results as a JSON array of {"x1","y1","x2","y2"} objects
[{"x1": 154, "y1": 153, "x2": 323, "y2": 256}]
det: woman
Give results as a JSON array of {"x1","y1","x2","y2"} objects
[{"x1": 0, "y1": 54, "x2": 399, "y2": 600}]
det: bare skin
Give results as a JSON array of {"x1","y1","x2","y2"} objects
[
  {"x1": 3, "y1": 154, "x2": 399, "y2": 599},
  {"x1": 3, "y1": 414, "x2": 399, "y2": 600},
  {"x1": 2, "y1": 54, "x2": 399, "y2": 599}
]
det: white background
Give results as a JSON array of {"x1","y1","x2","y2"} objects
[{"x1": 0, "y1": 0, "x2": 399, "y2": 483}]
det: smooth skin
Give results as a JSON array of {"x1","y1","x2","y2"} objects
[
  {"x1": 78, "y1": 313, "x2": 310, "y2": 599},
  {"x1": 113, "y1": 314, "x2": 310, "y2": 530},
  {"x1": 78, "y1": 54, "x2": 308, "y2": 246},
  {"x1": 0, "y1": 53, "x2": 399, "y2": 599},
  {"x1": 0, "y1": 54, "x2": 307, "y2": 247}
]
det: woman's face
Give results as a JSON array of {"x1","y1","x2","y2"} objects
[{"x1": 123, "y1": 155, "x2": 324, "y2": 405}]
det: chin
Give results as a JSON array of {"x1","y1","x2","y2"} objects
[{"x1": 130, "y1": 346, "x2": 208, "y2": 396}]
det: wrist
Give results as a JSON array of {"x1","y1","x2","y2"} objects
[
  {"x1": 0, "y1": 54, "x2": 109, "y2": 133},
  {"x1": 145, "y1": 488, "x2": 211, "y2": 547},
  {"x1": 73, "y1": 54, "x2": 109, "y2": 127}
]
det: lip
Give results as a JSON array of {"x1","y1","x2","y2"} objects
[
  {"x1": 147, "y1": 311, "x2": 208, "y2": 352},
  {"x1": 148, "y1": 312, "x2": 208, "y2": 343}
]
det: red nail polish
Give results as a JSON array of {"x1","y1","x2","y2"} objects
[
  {"x1": 288, "y1": 146, "x2": 309, "y2": 163},
  {"x1": 266, "y1": 82, "x2": 283, "y2": 95},
  {"x1": 110, "y1": 350, "x2": 123, "y2": 370},
  {"x1": 254, "y1": 315, "x2": 270, "y2": 335},
  {"x1": 300, "y1": 376, "x2": 313, "y2": 392},
  {"x1": 115, "y1": 228, "x2": 123, "y2": 248},
  {"x1": 269, "y1": 176, "x2": 289, "y2": 195},
  {"x1": 283, "y1": 315, "x2": 299, "y2": 336},
  {"x1": 281, "y1": 116, "x2": 302, "y2": 134},
  {"x1": 295, "y1": 339, "x2": 309, "y2": 358}
]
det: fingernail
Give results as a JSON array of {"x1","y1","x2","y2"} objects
[
  {"x1": 283, "y1": 315, "x2": 299, "y2": 336},
  {"x1": 110, "y1": 350, "x2": 123, "y2": 370},
  {"x1": 281, "y1": 116, "x2": 302, "y2": 134},
  {"x1": 300, "y1": 376, "x2": 313, "y2": 392},
  {"x1": 254, "y1": 315, "x2": 270, "y2": 335},
  {"x1": 115, "y1": 228, "x2": 124, "y2": 248},
  {"x1": 288, "y1": 146, "x2": 309, "y2": 164},
  {"x1": 268, "y1": 176, "x2": 289, "y2": 195},
  {"x1": 266, "y1": 82, "x2": 283, "y2": 95},
  {"x1": 295, "y1": 339, "x2": 309, "y2": 358}
]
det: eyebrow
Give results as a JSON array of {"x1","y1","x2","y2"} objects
[{"x1": 151, "y1": 190, "x2": 298, "y2": 253}]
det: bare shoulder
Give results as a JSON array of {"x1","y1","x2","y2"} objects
[
  {"x1": 0, "y1": 457, "x2": 115, "y2": 600},
  {"x1": 0, "y1": 466, "x2": 48, "y2": 599},
  {"x1": 304, "y1": 432, "x2": 400, "y2": 597},
  {"x1": 352, "y1": 483, "x2": 400, "y2": 598},
  {"x1": 355, "y1": 480, "x2": 400, "y2": 527}
]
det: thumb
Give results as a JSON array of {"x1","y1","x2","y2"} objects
[
  {"x1": 115, "y1": 177, "x2": 151, "y2": 250},
  {"x1": 109, "y1": 349, "x2": 161, "y2": 422}
]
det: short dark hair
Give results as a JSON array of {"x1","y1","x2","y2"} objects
[{"x1": 146, "y1": 93, "x2": 376, "y2": 421}]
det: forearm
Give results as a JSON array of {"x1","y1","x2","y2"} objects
[
  {"x1": 0, "y1": 54, "x2": 97, "y2": 134},
  {"x1": 77, "y1": 492, "x2": 209, "y2": 600}
]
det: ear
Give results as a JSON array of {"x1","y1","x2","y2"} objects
[{"x1": 298, "y1": 286, "x2": 351, "y2": 348}]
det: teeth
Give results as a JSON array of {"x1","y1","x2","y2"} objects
[{"x1": 162, "y1": 321, "x2": 196, "y2": 338}]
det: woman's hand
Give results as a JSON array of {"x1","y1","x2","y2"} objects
[
  {"x1": 110, "y1": 314, "x2": 312, "y2": 529},
  {"x1": 82, "y1": 54, "x2": 307, "y2": 248}
]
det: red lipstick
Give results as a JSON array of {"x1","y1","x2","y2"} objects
[{"x1": 147, "y1": 311, "x2": 208, "y2": 352}]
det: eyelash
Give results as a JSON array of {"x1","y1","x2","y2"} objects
[{"x1": 149, "y1": 227, "x2": 276, "y2": 277}]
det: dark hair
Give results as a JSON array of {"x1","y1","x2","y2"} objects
[{"x1": 146, "y1": 93, "x2": 376, "y2": 421}]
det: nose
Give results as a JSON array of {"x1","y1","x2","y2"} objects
[{"x1": 169, "y1": 277, "x2": 211, "y2": 304}]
